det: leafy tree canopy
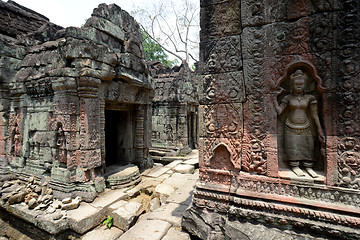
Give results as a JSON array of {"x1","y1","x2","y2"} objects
[{"x1": 141, "y1": 30, "x2": 178, "y2": 67}]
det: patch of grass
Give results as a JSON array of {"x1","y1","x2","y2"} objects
[{"x1": 103, "y1": 216, "x2": 113, "y2": 228}]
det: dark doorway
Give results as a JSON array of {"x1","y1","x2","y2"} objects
[
  {"x1": 105, "y1": 110, "x2": 133, "y2": 167},
  {"x1": 187, "y1": 112, "x2": 196, "y2": 149}
]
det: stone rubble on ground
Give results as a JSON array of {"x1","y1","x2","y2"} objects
[
  {"x1": 0, "y1": 150, "x2": 199, "y2": 239},
  {"x1": 0, "y1": 177, "x2": 83, "y2": 214},
  {"x1": 78, "y1": 150, "x2": 199, "y2": 239}
]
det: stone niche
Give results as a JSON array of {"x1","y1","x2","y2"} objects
[
  {"x1": 150, "y1": 61, "x2": 199, "y2": 156},
  {"x1": 0, "y1": 1, "x2": 153, "y2": 201},
  {"x1": 183, "y1": 0, "x2": 360, "y2": 239}
]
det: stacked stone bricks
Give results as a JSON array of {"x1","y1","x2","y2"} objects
[{"x1": 183, "y1": 0, "x2": 360, "y2": 239}]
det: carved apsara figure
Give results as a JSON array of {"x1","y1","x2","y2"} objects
[
  {"x1": 12, "y1": 124, "x2": 21, "y2": 156},
  {"x1": 55, "y1": 123, "x2": 67, "y2": 165},
  {"x1": 274, "y1": 69, "x2": 324, "y2": 177}
]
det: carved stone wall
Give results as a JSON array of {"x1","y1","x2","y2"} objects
[
  {"x1": 150, "y1": 62, "x2": 199, "y2": 154},
  {"x1": 0, "y1": 2, "x2": 153, "y2": 201},
  {"x1": 183, "y1": 0, "x2": 360, "y2": 239}
]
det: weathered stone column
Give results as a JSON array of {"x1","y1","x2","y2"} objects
[
  {"x1": 76, "y1": 77, "x2": 102, "y2": 182},
  {"x1": 50, "y1": 77, "x2": 79, "y2": 184},
  {"x1": 7, "y1": 74, "x2": 26, "y2": 170},
  {"x1": 134, "y1": 104, "x2": 153, "y2": 170}
]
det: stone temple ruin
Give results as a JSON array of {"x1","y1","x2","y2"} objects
[
  {"x1": 0, "y1": 1, "x2": 153, "y2": 202},
  {"x1": 183, "y1": 0, "x2": 360, "y2": 239},
  {"x1": 150, "y1": 61, "x2": 199, "y2": 157}
]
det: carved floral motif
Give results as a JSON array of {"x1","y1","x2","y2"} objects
[
  {"x1": 242, "y1": 27, "x2": 268, "y2": 175},
  {"x1": 201, "y1": 103, "x2": 242, "y2": 139},
  {"x1": 335, "y1": 0, "x2": 360, "y2": 137},
  {"x1": 192, "y1": 191, "x2": 360, "y2": 235},
  {"x1": 204, "y1": 36, "x2": 242, "y2": 74}
]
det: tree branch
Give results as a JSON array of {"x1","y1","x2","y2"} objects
[{"x1": 140, "y1": 24, "x2": 184, "y2": 61}]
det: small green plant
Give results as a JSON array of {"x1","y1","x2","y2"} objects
[{"x1": 103, "y1": 216, "x2": 113, "y2": 228}]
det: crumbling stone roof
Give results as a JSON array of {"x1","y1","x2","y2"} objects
[{"x1": 0, "y1": 0, "x2": 60, "y2": 39}]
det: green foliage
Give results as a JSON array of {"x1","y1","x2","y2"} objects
[
  {"x1": 103, "y1": 216, "x2": 113, "y2": 228},
  {"x1": 141, "y1": 30, "x2": 176, "y2": 67}
]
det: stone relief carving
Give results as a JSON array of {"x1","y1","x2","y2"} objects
[
  {"x1": 28, "y1": 131, "x2": 40, "y2": 161},
  {"x1": 243, "y1": 139, "x2": 267, "y2": 174},
  {"x1": 337, "y1": 137, "x2": 360, "y2": 188},
  {"x1": 192, "y1": 190, "x2": 360, "y2": 235},
  {"x1": 202, "y1": 0, "x2": 241, "y2": 39},
  {"x1": 204, "y1": 36, "x2": 242, "y2": 74},
  {"x1": 25, "y1": 79, "x2": 54, "y2": 98},
  {"x1": 201, "y1": 103, "x2": 242, "y2": 139},
  {"x1": 273, "y1": 63, "x2": 325, "y2": 178},
  {"x1": 201, "y1": 138, "x2": 241, "y2": 171},
  {"x1": 55, "y1": 122, "x2": 67, "y2": 166},
  {"x1": 10, "y1": 123, "x2": 21, "y2": 157},
  {"x1": 335, "y1": 2, "x2": 360, "y2": 137},
  {"x1": 209, "y1": 144, "x2": 234, "y2": 171},
  {"x1": 8, "y1": 112, "x2": 22, "y2": 157},
  {"x1": 203, "y1": 72, "x2": 245, "y2": 104}
]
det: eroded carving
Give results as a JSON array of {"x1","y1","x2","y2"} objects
[
  {"x1": 55, "y1": 122, "x2": 67, "y2": 166},
  {"x1": 243, "y1": 140, "x2": 267, "y2": 174},
  {"x1": 210, "y1": 144, "x2": 234, "y2": 171},
  {"x1": 338, "y1": 137, "x2": 360, "y2": 188}
]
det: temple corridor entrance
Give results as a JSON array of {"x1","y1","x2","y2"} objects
[
  {"x1": 187, "y1": 111, "x2": 197, "y2": 149},
  {"x1": 105, "y1": 109, "x2": 134, "y2": 167}
]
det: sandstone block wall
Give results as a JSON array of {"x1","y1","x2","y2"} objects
[
  {"x1": 183, "y1": 0, "x2": 360, "y2": 239},
  {"x1": 150, "y1": 62, "x2": 199, "y2": 154},
  {"x1": 0, "y1": 2, "x2": 153, "y2": 201}
]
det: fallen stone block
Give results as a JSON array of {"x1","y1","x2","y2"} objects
[
  {"x1": 165, "y1": 160, "x2": 184, "y2": 169},
  {"x1": 8, "y1": 189, "x2": 29, "y2": 205},
  {"x1": 61, "y1": 196, "x2": 81, "y2": 210},
  {"x1": 162, "y1": 227, "x2": 191, "y2": 240},
  {"x1": 67, "y1": 202, "x2": 104, "y2": 234},
  {"x1": 173, "y1": 164, "x2": 195, "y2": 174},
  {"x1": 149, "y1": 149, "x2": 166, "y2": 157},
  {"x1": 118, "y1": 219, "x2": 171, "y2": 240},
  {"x1": 111, "y1": 201, "x2": 143, "y2": 231},
  {"x1": 105, "y1": 164, "x2": 141, "y2": 190},
  {"x1": 166, "y1": 183, "x2": 195, "y2": 206},
  {"x1": 149, "y1": 197, "x2": 160, "y2": 212},
  {"x1": 154, "y1": 183, "x2": 175, "y2": 197},
  {"x1": 89, "y1": 188, "x2": 128, "y2": 209},
  {"x1": 36, "y1": 211, "x2": 68, "y2": 235},
  {"x1": 145, "y1": 202, "x2": 188, "y2": 227},
  {"x1": 183, "y1": 158, "x2": 199, "y2": 166},
  {"x1": 145, "y1": 166, "x2": 170, "y2": 178}
]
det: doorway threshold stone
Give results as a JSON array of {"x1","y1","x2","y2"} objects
[{"x1": 105, "y1": 164, "x2": 141, "y2": 189}]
